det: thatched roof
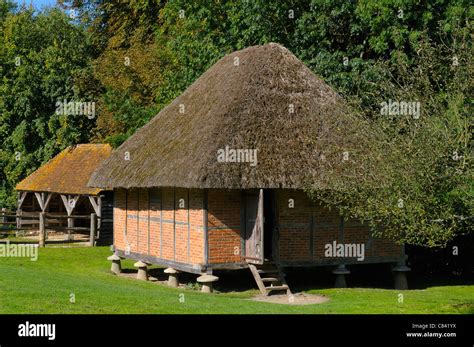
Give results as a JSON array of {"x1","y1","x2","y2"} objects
[
  {"x1": 89, "y1": 43, "x2": 374, "y2": 190},
  {"x1": 17, "y1": 144, "x2": 112, "y2": 195}
]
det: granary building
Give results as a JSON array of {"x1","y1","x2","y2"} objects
[{"x1": 89, "y1": 43, "x2": 410, "y2": 294}]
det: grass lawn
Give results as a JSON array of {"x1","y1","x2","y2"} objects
[{"x1": 0, "y1": 246, "x2": 472, "y2": 314}]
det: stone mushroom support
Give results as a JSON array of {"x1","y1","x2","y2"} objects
[
  {"x1": 392, "y1": 262, "x2": 411, "y2": 290},
  {"x1": 134, "y1": 261, "x2": 149, "y2": 281},
  {"x1": 332, "y1": 264, "x2": 350, "y2": 288},
  {"x1": 164, "y1": 267, "x2": 180, "y2": 287},
  {"x1": 107, "y1": 254, "x2": 122, "y2": 274},
  {"x1": 197, "y1": 274, "x2": 219, "y2": 293}
]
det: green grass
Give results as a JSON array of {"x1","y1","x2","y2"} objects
[{"x1": 0, "y1": 246, "x2": 472, "y2": 314}]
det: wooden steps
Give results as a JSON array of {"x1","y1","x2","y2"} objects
[{"x1": 248, "y1": 262, "x2": 291, "y2": 296}]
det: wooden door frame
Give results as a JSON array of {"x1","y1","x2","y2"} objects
[{"x1": 241, "y1": 189, "x2": 264, "y2": 264}]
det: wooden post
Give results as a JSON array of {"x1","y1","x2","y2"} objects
[
  {"x1": 1, "y1": 208, "x2": 6, "y2": 231},
  {"x1": 67, "y1": 216, "x2": 74, "y2": 241},
  {"x1": 89, "y1": 213, "x2": 96, "y2": 247},
  {"x1": 97, "y1": 196, "x2": 102, "y2": 240},
  {"x1": 16, "y1": 208, "x2": 22, "y2": 230},
  {"x1": 39, "y1": 212, "x2": 46, "y2": 247}
]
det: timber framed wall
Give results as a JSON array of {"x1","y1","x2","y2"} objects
[
  {"x1": 114, "y1": 188, "x2": 404, "y2": 273},
  {"x1": 113, "y1": 188, "x2": 205, "y2": 273},
  {"x1": 276, "y1": 190, "x2": 403, "y2": 265}
]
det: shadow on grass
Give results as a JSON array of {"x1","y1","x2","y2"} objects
[
  {"x1": 214, "y1": 263, "x2": 474, "y2": 294},
  {"x1": 112, "y1": 260, "x2": 474, "y2": 295}
]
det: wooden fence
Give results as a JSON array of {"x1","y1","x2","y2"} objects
[{"x1": 0, "y1": 208, "x2": 99, "y2": 247}]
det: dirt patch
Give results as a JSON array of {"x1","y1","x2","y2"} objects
[{"x1": 252, "y1": 292, "x2": 329, "y2": 305}]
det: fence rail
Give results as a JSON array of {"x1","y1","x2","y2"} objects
[{"x1": 1, "y1": 208, "x2": 99, "y2": 247}]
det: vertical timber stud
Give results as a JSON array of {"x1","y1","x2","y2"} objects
[
  {"x1": 137, "y1": 189, "x2": 140, "y2": 252},
  {"x1": 147, "y1": 189, "x2": 150, "y2": 255},
  {"x1": 113, "y1": 189, "x2": 117, "y2": 252},
  {"x1": 203, "y1": 189, "x2": 209, "y2": 266},
  {"x1": 39, "y1": 212, "x2": 46, "y2": 247},
  {"x1": 125, "y1": 190, "x2": 128, "y2": 237},
  {"x1": 187, "y1": 189, "x2": 190, "y2": 262},
  {"x1": 173, "y1": 188, "x2": 176, "y2": 261},
  {"x1": 90, "y1": 213, "x2": 96, "y2": 246},
  {"x1": 309, "y1": 212, "x2": 315, "y2": 259},
  {"x1": 160, "y1": 188, "x2": 163, "y2": 258},
  {"x1": 272, "y1": 190, "x2": 280, "y2": 262},
  {"x1": 240, "y1": 190, "x2": 246, "y2": 259}
]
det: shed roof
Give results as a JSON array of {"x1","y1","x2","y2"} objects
[
  {"x1": 89, "y1": 43, "x2": 376, "y2": 190},
  {"x1": 16, "y1": 144, "x2": 112, "y2": 195}
]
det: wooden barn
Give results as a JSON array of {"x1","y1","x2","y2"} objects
[
  {"x1": 16, "y1": 144, "x2": 114, "y2": 245},
  {"x1": 89, "y1": 43, "x2": 410, "y2": 294}
]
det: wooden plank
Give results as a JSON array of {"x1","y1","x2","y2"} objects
[
  {"x1": 115, "y1": 249, "x2": 205, "y2": 275},
  {"x1": 44, "y1": 214, "x2": 94, "y2": 219},
  {"x1": 243, "y1": 190, "x2": 264, "y2": 265},
  {"x1": 44, "y1": 193, "x2": 53, "y2": 211},
  {"x1": 261, "y1": 277, "x2": 279, "y2": 283},
  {"x1": 248, "y1": 264, "x2": 268, "y2": 295},
  {"x1": 34, "y1": 192, "x2": 45, "y2": 211},
  {"x1": 241, "y1": 255, "x2": 262, "y2": 261},
  {"x1": 60, "y1": 194, "x2": 79, "y2": 215},
  {"x1": 17, "y1": 192, "x2": 27, "y2": 209},
  {"x1": 88, "y1": 196, "x2": 100, "y2": 216},
  {"x1": 265, "y1": 285, "x2": 288, "y2": 292}
]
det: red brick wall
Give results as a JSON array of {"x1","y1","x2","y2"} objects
[
  {"x1": 277, "y1": 190, "x2": 401, "y2": 262},
  {"x1": 207, "y1": 189, "x2": 241, "y2": 264},
  {"x1": 113, "y1": 188, "x2": 204, "y2": 265},
  {"x1": 113, "y1": 189, "x2": 127, "y2": 251}
]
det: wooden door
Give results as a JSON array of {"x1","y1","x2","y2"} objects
[{"x1": 244, "y1": 189, "x2": 264, "y2": 264}]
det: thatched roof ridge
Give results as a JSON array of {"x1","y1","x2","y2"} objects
[
  {"x1": 89, "y1": 43, "x2": 371, "y2": 189},
  {"x1": 16, "y1": 144, "x2": 112, "y2": 195}
]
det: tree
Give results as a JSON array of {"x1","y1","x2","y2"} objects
[{"x1": 0, "y1": 7, "x2": 93, "y2": 208}]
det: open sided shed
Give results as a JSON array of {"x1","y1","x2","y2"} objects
[
  {"x1": 15, "y1": 144, "x2": 114, "y2": 245},
  {"x1": 89, "y1": 43, "x2": 409, "y2": 293}
]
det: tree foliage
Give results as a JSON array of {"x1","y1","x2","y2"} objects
[
  {"x1": 1, "y1": 0, "x2": 472, "y2": 247},
  {"x1": 0, "y1": 4, "x2": 93, "y2": 207}
]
